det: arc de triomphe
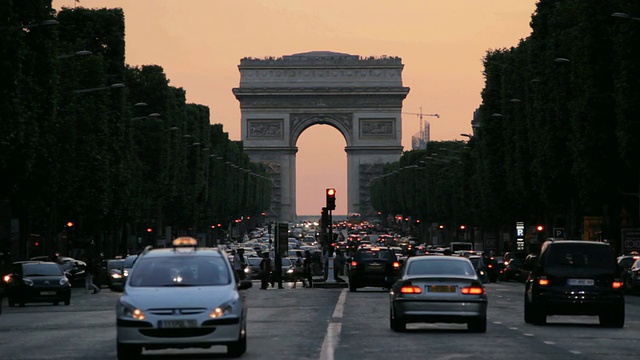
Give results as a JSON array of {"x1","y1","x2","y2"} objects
[{"x1": 232, "y1": 51, "x2": 410, "y2": 221}]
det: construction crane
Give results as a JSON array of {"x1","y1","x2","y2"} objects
[{"x1": 403, "y1": 107, "x2": 440, "y2": 150}]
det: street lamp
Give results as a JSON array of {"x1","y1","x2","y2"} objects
[
  {"x1": 57, "y1": 50, "x2": 92, "y2": 60},
  {"x1": 460, "y1": 133, "x2": 472, "y2": 138},
  {"x1": 22, "y1": 19, "x2": 59, "y2": 30},
  {"x1": 612, "y1": 12, "x2": 640, "y2": 21},
  {"x1": 73, "y1": 82, "x2": 125, "y2": 94}
]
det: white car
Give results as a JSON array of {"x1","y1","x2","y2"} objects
[{"x1": 116, "y1": 237, "x2": 252, "y2": 359}]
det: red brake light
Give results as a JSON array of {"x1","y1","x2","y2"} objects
[
  {"x1": 488, "y1": 264, "x2": 493, "y2": 268},
  {"x1": 461, "y1": 286, "x2": 484, "y2": 295},
  {"x1": 538, "y1": 277, "x2": 549, "y2": 286},
  {"x1": 393, "y1": 262, "x2": 400, "y2": 269},
  {"x1": 612, "y1": 281, "x2": 623, "y2": 289},
  {"x1": 399, "y1": 284, "x2": 422, "y2": 294},
  {"x1": 351, "y1": 261, "x2": 358, "y2": 267}
]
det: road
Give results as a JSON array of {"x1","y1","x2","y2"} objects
[{"x1": 1, "y1": 280, "x2": 639, "y2": 360}]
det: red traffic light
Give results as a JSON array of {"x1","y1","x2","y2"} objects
[
  {"x1": 536, "y1": 225, "x2": 544, "y2": 231},
  {"x1": 326, "y1": 188, "x2": 336, "y2": 210},
  {"x1": 34, "y1": 241, "x2": 40, "y2": 247},
  {"x1": 459, "y1": 225, "x2": 466, "y2": 230},
  {"x1": 146, "y1": 228, "x2": 153, "y2": 233}
]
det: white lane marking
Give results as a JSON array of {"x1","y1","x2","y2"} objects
[
  {"x1": 570, "y1": 350, "x2": 582, "y2": 355},
  {"x1": 332, "y1": 289, "x2": 347, "y2": 319},
  {"x1": 523, "y1": 333, "x2": 534, "y2": 336},
  {"x1": 320, "y1": 323, "x2": 342, "y2": 360},
  {"x1": 508, "y1": 327, "x2": 519, "y2": 330},
  {"x1": 544, "y1": 341, "x2": 556, "y2": 345},
  {"x1": 320, "y1": 289, "x2": 347, "y2": 360},
  {"x1": 492, "y1": 321, "x2": 503, "y2": 324}
]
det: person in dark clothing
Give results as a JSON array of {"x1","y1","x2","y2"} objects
[
  {"x1": 259, "y1": 252, "x2": 272, "y2": 290},
  {"x1": 303, "y1": 250, "x2": 313, "y2": 288}
]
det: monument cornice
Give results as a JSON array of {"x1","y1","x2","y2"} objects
[{"x1": 233, "y1": 86, "x2": 410, "y2": 95}]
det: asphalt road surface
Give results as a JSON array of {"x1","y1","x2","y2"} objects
[{"x1": 1, "y1": 280, "x2": 639, "y2": 360}]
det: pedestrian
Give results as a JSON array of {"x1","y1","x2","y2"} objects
[
  {"x1": 303, "y1": 250, "x2": 313, "y2": 288},
  {"x1": 259, "y1": 252, "x2": 272, "y2": 290},
  {"x1": 291, "y1": 251, "x2": 305, "y2": 289},
  {"x1": 233, "y1": 248, "x2": 247, "y2": 280},
  {"x1": 334, "y1": 249, "x2": 345, "y2": 277},
  {"x1": 84, "y1": 260, "x2": 100, "y2": 294}
]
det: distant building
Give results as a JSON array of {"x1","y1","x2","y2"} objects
[{"x1": 411, "y1": 121, "x2": 430, "y2": 150}]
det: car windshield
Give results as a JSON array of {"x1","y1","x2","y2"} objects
[
  {"x1": 281, "y1": 258, "x2": 293, "y2": 267},
  {"x1": 248, "y1": 258, "x2": 262, "y2": 266},
  {"x1": 108, "y1": 260, "x2": 124, "y2": 270},
  {"x1": 23, "y1": 263, "x2": 63, "y2": 276},
  {"x1": 406, "y1": 259, "x2": 475, "y2": 276},
  {"x1": 128, "y1": 255, "x2": 231, "y2": 287}
]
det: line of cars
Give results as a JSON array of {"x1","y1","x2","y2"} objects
[{"x1": 350, "y1": 238, "x2": 627, "y2": 333}]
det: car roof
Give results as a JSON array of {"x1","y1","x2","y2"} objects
[{"x1": 139, "y1": 246, "x2": 226, "y2": 259}]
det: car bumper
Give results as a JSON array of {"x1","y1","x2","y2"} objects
[
  {"x1": 393, "y1": 299, "x2": 487, "y2": 323},
  {"x1": 117, "y1": 317, "x2": 243, "y2": 348},
  {"x1": 536, "y1": 290, "x2": 623, "y2": 315},
  {"x1": 11, "y1": 287, "x2": 71, "y2": 303},
  {"x1": 349, "y1": 274, "x2": 397, "y2": 288}
]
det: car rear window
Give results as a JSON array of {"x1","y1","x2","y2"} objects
[
  {"x1": 407, "y1": 259, "x2": 475, "y2": 276},
  {"x1": 128, "y1": 256, "x2": 231, "y2": 287},
  {"x1": 358, "y1": 249, "x2": 394, "y2": 261},
  {"x1": 546, "y1": 243, "x2": 616, "y2": 271}
]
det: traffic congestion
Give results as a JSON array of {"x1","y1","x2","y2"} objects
[{"x1": 2, "y1": 218, "x2": 640, "y2": 359}]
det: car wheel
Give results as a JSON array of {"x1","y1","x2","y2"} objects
[
  {"x1": 467, "y1": 317, "x2": 487, "y2": 333},
  {"x1": 227, "y1": 333, "x2": 247, "y2": 357},
  {"x1": 64, "y1": 298, "x2": 70, "y2": 306},
  {"x1": 524, "y1": 290, "x2": 546, "y2": 325},
  {"x1": 117, "y1": 342, "x2": 142, "y2": 360},
  {"x1": 389, "y1": 306, "x2": 406, "y2": 332},
  {"x1": 599, "y1": 303, "x2": 624, "y2": 328},
  {"x1": 349, "y1": 281, "x2": 357, "y2": 292}
]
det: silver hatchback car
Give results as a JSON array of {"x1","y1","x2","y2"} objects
[
  {"x1": 389, "y1": 255, "x2": 488, "y2": 332},
  {"x1": 116, "y1": 237, "x2": 252, "y2": 359}
]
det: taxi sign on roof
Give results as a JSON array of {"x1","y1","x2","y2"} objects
[{"x1": 172, "y1": 237, "x2": 198, "y2": 247}]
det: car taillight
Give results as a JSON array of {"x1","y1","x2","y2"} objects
[
  {"x1": 488, "y1": 264, "x2": 493, "y2": 269},
  {"x1": 612, "y1": 280, "x2": 624, "y2": 289},
  {"x1": 351, "y1": 261, "x2": 358, "y2": 267},
  {"x1": 393, "y1": 262, "x2": 400, "y2": 269},
  {"x1": 399, "y1": 284, "x2": 422, "y2": 294},
  {"x1": 538, "y1": 277, "x2": 549, "y2": 286},
  {"x1": 461, "y1": 286, "x2": 484, "y2": 295}
]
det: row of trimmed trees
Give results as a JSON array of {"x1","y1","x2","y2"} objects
[
  {"x1": 371, "y1": 0, "x2": 640, "y2": 254},
  {"x1": 0, "y1": 3, "x2": 271, "y2": 260}
]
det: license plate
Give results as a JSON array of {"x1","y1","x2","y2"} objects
[
  {"x1": 567, "y1": 278, "x2": 594, "y2": 286},
  {"x1": 158, "y1": 319, "x2": 197, "y2": 328},
  {"x1": 41, "y1": 291, "x2": 56, "y2": 296},
  {"x1": 428, "y1": 285, "x2": 456, "y2": 293}
]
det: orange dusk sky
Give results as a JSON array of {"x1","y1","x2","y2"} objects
[{"x1": 53, "y1": 0, "x2": 537, "y2": 216}]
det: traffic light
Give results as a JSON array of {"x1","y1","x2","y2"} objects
[
  {"x1": 321, "y1": 207, "x2": 329, "y2": 227},
  {"x1": 536, "y1": 225, "x2": 544, "y2": 232},
  {"x1": 326, "y1": 188, "x2": 336, "y2": 210}
]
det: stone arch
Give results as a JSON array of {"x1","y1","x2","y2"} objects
[
  {"x1": 290, "y1": 113, "x2": 353, "y2": 148},
  {"x1": 233, "y1": 51, "x2": 410, "y2": 221}
]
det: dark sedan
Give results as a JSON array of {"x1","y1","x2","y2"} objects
[
  {"x1": 98, "y1": 258, "x2": 125, "y2": 289},
  {"x1": 3, "y1": 261, "x2": 71, "y2": 306}
]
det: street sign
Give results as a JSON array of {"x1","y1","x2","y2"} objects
[{"x1": 553, "y1": 228, "x2": 565, "y2": 239}]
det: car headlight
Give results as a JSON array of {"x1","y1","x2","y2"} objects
[
  {"x1": 286, "y1": 268, "x2": 294, "y2": 274},
  {"x1": 23, "y1": 278, "x2": 34, "y2": 286},
  {"x1": 111, "y1": 273, "x2": 122, "y2": 279},
  {"x1": 244, "y1": 267, "x2": 251, "y2": 274},
  {"x1": 60, "y1": 277, "x2": 70, "y2": 286},
  {"x1": 123, "y1": 269, "x2": 129, "y2": 277},
  {"x1": 117, "y1": 301, "x2": 146, "y2": 320},
  {"x1": 480, "y1": 271, "x2": 485, "y2": 275},
  {"x1": 209, "y1": 303, "x2": 234, "y2": 318}
]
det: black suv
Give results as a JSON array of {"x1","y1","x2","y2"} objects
[
  {"x1": 347, "y1": 246, "x2": 400, "y2": 292},
  {"x1": 524, "y1": 240, "x2": 624, "y2": 327}
]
